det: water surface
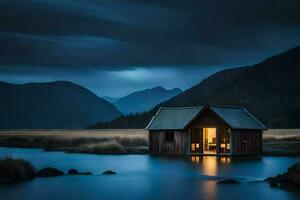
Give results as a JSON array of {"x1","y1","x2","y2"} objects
[{"x1": 0, "y1": 148, "x2": 299, "y2": 200}]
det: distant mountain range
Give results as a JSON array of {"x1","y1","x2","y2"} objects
[
  {"x1": 104, "y1": 87, "x2": 182, "y2": 115},
  {"x1": 0, "y1": 81, "x2": 122, "y2": 129},
  {"x1": 102, "y1": 96, "x2": 120, "y2": 104},
  {"x1": 89, "y1": 46, "x2": 300, "y2": 129}
]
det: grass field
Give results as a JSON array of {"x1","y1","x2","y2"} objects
[
  {"x1": 263, "y1": 129, "x2": 300, "y2": 139},
  {"x1": 0, "y1": 129, "x2": 299, "y2": 156},
  {"x1": 263, "y1": 129, "x2": 300, "y2": 156},
  {"x1": 0, "y1": 130, "x2": 148, "y2": 154}
]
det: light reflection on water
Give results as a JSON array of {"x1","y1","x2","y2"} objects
[
  {"x1": 190, "y1": 156, "x2": 231, "y2": 176},
  {"x1": 0, "y1": 148, "x2": 299, "y2": 200},
  {"x1": 201, "y1": 180, "x2": 217, "y2": 200}
]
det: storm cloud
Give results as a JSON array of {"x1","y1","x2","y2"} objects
[{"x1": 0, "y1": 0, "x2": 300, "y2": 96}]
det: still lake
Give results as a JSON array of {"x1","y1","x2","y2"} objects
[{"x1": 0, "y1": 147, "x2": 299, "y2": 200}]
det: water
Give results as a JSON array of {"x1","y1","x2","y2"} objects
[{"x1": 0, "y1": 147, "x2": 299, "y2": 200}]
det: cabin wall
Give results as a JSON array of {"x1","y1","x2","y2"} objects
[
  {"x1": 231, "y1": 129, "x2": 262, "y2": 155},
  {"x1": 149, "y1": 130, "x2": 189, "y2": 156}
]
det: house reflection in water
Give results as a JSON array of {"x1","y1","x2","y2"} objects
[
  {"x1": 219, "y1": 156, "x2": 231, "y2": 164},
  {"x1": 190, "y1": 156, "x2": 231, "y2": 176}
]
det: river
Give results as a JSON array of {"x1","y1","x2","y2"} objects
[{"x1": 0, "y1": 147, "x2": 299, "y2": 200}]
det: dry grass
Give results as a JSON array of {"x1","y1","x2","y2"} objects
[
  {"x1": 74, "y1": 141, "x2": 128, "y2": 154},
  {"x1": 263, "y1": 129, "x2": 300, "y2": 156},
  {"x1": 1, "y1": 129, "x2": 300, "y2": 156},
  {"x1": 263, "y1": 129, "x2": 300, "y2": 139},
  {"x1": 0, "y1": 129, "x2": 147, "y2": 138},
  {"x1": 0, "y1": 130, "x2": 148, "y2": 154}
]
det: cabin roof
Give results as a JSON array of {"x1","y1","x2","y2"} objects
[
  {"x1": 145, "y1": 105, "x2": 266, "y2": 130},
  {"x1": 145, "y1": 106, "x2": 204, "y2": 130}
]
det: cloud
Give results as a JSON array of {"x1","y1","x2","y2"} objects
[
  {"x1": 0, "y1": 0, "x2": 300, "y2": 95},
  {"x1": 0, "y1": 0, "x2": 299, "y2": 69}
]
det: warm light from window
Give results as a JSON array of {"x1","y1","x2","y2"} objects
[
  {"x1": 202, "y1": 156, "x2": 217, "y2": 176},
  {"x1": 191, "y1": 156, "x2": 196, "y2": 162},
  {"x1": 190, "y1": 156, "x2": 200, "y2": 164},
  {"x1": 203, "y1": 128, "x2": 216, "y2": 154},
  {"x1": 220, "y1": 157, "x2": 231, "y2": 164},
  {"x1": 191, "y1": 144, "x2": 195, "y2": 151}
]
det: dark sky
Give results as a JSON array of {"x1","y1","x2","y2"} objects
[{"x1": 0, "y1": 0, "x2": 299, "y2": 97}]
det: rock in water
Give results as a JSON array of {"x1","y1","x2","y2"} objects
[
  {"x1": 36, "y1": 167, "x2": 64, "y2": 177},
  {"x1": 68, "y1": 169, "x2": 92, "y2": 175},
  {"x1": 102, "y1": 170, "x2": 117, "y2": 175},
  {"x1": 217, "y1": 179, "x2": 240, "y2": 184},
  {"x1": 0, "y1": 158, "x2": 35, "y2": 183},
  {"x1": 68, "y1": 169, "x2": 79, "y2": 175},
  {"x1": 81, "y1": 172, "x2": 92, "y2": 175},
  {"x1": 265, "y1": 162, "x2": 300, "y2": 191}
]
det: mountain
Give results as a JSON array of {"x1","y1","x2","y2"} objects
[
  {"x1": 88, "y1": 46, "x2": 300, "y2": 129},
  {"x1": 0, "y1": 81, "x2": 122, "y2": 129},
  {"x1": 102, "y1": 96, "x2": 120, "y2": 103},
  {"x1": 113, "y1": 87, "x2": 182, "y2": 115}
]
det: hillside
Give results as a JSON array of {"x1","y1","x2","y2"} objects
[
  {"x1": 102, "y1": 96, "x2": 120, "y2": 104},
  {"x1": 88, "y1": 46, "x2": 300, "y2": 129},
  {"x1": 113, "y1": 87, "x2": 182, "y2": 115},
  {"x1": 0, "y1": 81, "x2": 122, "y2": 129}
]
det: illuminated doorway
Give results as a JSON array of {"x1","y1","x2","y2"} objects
[{"x1": 203, "y1": 128, "x2": 217, "y2": 154}]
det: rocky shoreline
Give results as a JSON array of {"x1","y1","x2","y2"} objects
[
  {"x1": 0, "y1": 158, "x2": 118, "y2": 184},
  {"x1": 265, "y1": 162, "x2": 300, "y2": 191},
  {"x1": 1, "y1": 158, "x2": 300, "y2": 193}
]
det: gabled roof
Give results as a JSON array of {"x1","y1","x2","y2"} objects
[
  {"x1": 146, "y1": 105, "x2": 266, "y2": 130},
  {"x1": 145, "y1": 106, "x2": 204, "y2": 130},
  {"x1": 209, "y1": 105, "x2": 266, "y2": 130}
]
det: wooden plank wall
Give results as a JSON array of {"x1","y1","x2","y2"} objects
[
  {"x1": 231, "y1": 130, "x2": 262, "y2": 155},
  {"x1": 149, "y1": 131, "x2": 189, "y2": 156},
  {"x1": 189, "y1": 128, "x2": 203, "y2": 154}
]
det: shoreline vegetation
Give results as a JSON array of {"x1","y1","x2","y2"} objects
[
  {"x1": 0, "y1": 129, "x2": 299, "y2": 156},
  {"x1": 0, "y1": 130, "x2": 149, "y2": 155},
  {"x1": 263, "y1": 129, "x2": 300, "y2": 156}
]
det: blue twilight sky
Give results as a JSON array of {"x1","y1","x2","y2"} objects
[{"x1": 0, "y1": 0, "x2": 300, "y2": 97}]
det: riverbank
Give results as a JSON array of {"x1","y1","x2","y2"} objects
[
  {"x1": 0, "y1": 130, "x2": 148, "y2": 155},
  {"x1": 263, "y1": 129, "x2": 300, "y2": 156},
  {"x1": 265, "y1": 162, "x2": 300, "y2": 191},
  {"x1": 0, "y1": 129, "x2": 299, "y2": 156}
]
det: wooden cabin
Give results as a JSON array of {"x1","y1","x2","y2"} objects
[{"x1": 146, "y1": 105, "x2": 266, "y2": 156}]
